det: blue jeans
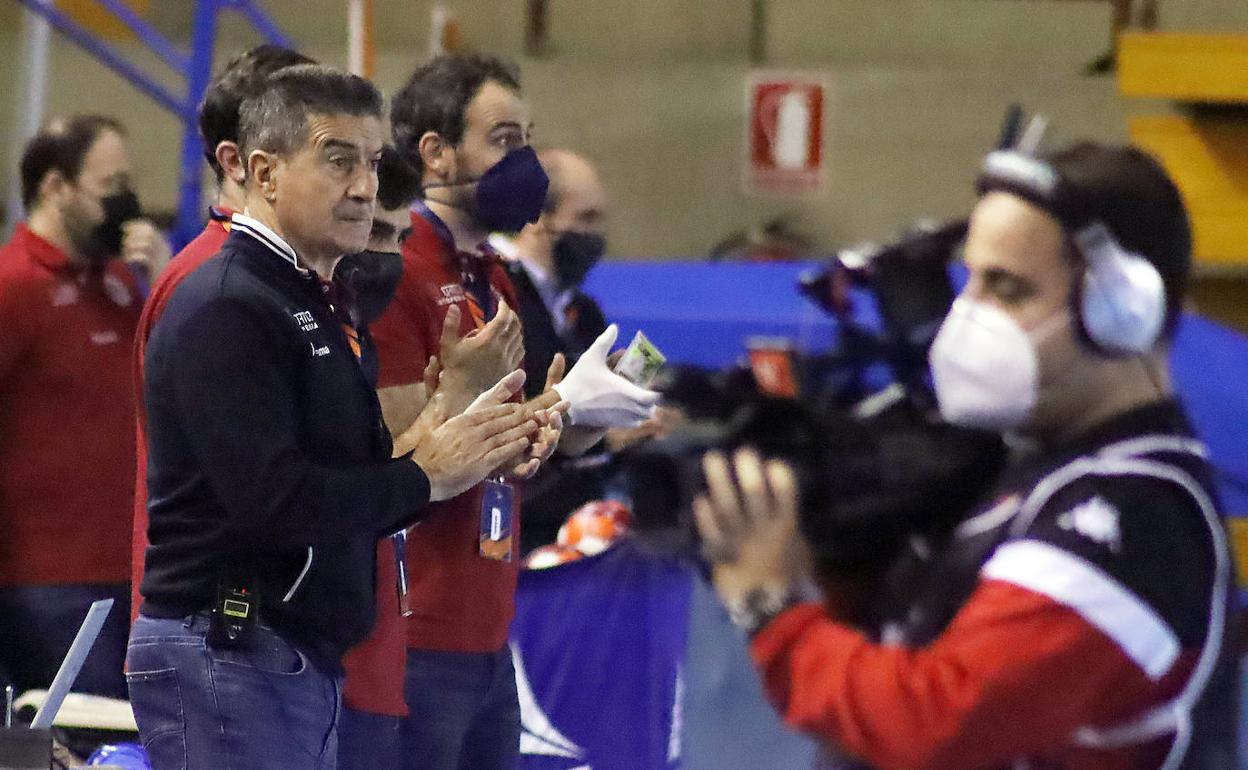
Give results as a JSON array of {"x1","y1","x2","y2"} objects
[
  {"x1": 126, "y1": 613, "x2": 340, "y2": 770},
  {"x1": 0, "y1": 583, "x2": 129, "y2": 700},
  {"x1": 401, "y1": 647, "x2": 520, "y2": 770},
  {"x1": 337, "y1": 706, "x2": 404, "y2": 770}
]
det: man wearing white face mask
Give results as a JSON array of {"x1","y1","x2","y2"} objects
[{"x1": 693, "y1": 143, "x2": 1238, "y2": 769}]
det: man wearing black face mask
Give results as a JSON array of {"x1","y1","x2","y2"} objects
[
  {"x1": 491, "y1": 149, "x2": 610, "y2": 401},
  {"x1": 0, "y1": 115, "x2": 166, "y2": 702},
  {"x1": 333, "y1": 145, "x2": 418, "y2": 387},
  {"x1": 487, "y1": 149, "x2": 620, "y2": 552},
  {"x1": 334, "y1": 143, "x2": 419, "y2": 769}
]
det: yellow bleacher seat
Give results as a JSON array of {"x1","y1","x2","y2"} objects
[
  {"x1": 1128, "y1": 115, "x2": 1248, "y2": 266},
  {"x1": 1119, "y1": 33, "x2": 1248, "y2": 104}
]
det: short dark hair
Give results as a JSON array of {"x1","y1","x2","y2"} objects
[
  {"x1": 20, "y1": 114, "x2": 125, "y2": 209},
  {"x1": 198, "y1": 44, "x2": 315, "y2": 182},
  {"x1": 1045, "y1": 142, "x2": 1192, "y2": 335},
  {"x1": 390, "y1": 53, "x2": 521, "y2": 182},
  {"x1": 237, "y1": 64, "x2": 384, "y2": 164},
  {"x1": 376, "y1": 145, "x2": 422, "y2": 211}
]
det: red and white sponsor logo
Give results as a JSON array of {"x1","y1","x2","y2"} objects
[{"x1": 437, "y1": 283, "x2": 467, "y2": 307}]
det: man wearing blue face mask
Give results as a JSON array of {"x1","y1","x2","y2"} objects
[
  {"x1": 693, "y1": 143, "x2": 1238, "y2": 769},
  {"x1": 370, "y1": 53, "x2": 568, "y2": 770},
  {"x1": 491, "y1": 149, "x2": 610, "y2": 401}
]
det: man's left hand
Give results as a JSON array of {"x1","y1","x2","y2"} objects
[
  {"x1": 121, "y1": 219, "x2": 172, "y2": 279},
  {"x1": 693, "y1": 449, "x2": 811, "y2": 613},
  {"x1": 503, "y1": 354, "x2": 569, "y2": 481}
]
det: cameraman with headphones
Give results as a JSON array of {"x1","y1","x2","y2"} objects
[{"x1": 696, "y1": 143, "x2": 1238, "y2": 769}]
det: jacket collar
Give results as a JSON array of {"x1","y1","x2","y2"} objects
[
  {"x1": 17, "y1": 223, "x2": 78, "y2": 274},
  {"x1": 209, "y1": 205, "x2": 234, "y2": 227},
  {"x1": 1053, "y1": 398, "x2": 1192, "y2": 457},
  {"x1": 492, "y1": 233, "x2": 572, "y2": 321},
  {"x1": 230, "y1": 212, "x2": 308, "y2": 276},
  {"x1": 1010, "y1": 399, "x2": 1194, "y2": 480}
]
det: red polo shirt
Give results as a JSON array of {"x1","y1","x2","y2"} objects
[
  {"x1": 129, "y1": 208, "x2": 231, "y2": 620},
  {"x1": 341, "y1": 537, "x2": 410, "y2": 716},
  {"x1": 355, "y1": 207, "x2": 520, "y2": 681},
  {"x1": 0, "y1": 224, "x2": 140, "y2": 586}
]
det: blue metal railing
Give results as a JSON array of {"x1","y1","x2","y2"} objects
[
  {"x1": 13, "y1": 0, "x2": 293, "y2": 250},
  {"x1": 94, "y1": 0, "x2": 191, "y2": 72}
]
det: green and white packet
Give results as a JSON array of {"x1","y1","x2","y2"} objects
[{"x1": 613, "y1": 331, "x2": 666, "y2": 387}]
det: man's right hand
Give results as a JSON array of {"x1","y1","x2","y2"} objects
[
  {"x1": 437, "y1": 301, "x2": 525, "y2": 403},
  {"x1": 401, "y1": 370, "x2": 538, "y2": 502}
]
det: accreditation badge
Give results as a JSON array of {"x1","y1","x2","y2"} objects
[{"x1": 479, "y1": 479, "x2": 516, "y2": 562}]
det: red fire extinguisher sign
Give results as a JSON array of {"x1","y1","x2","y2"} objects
[{"x1": 744, "y1": 73, "x2": 826, "y2": 197}]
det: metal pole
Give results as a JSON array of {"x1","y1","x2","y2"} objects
[
  {"x1": 13, "y1": 0, "x2": 185, "y2": 116},
  {"x1": 348, "y1": 0, "x2": 364, "y2": 75},
  {"x1": 428, "y1": 4, "x2": 449, "y2": 58},
  {"x1": 362, "y1": 0, "x2": 375, "y2": 78},
  {"x1": 525, "y1": 0, "x2": 549, "y2": 58},
  {"x1": 749, "y1": 0, "x2": 767, "y2": 65},
  {"x1": 346, "y1": 0, "x2": 375, "y2": 78},
  {"x1": 93, "y1": 0, "x2": 190, "y2": 73},
  {"x1": 5, "y1": 0, "x2": 51, "y2": 238},
  {"x1": 230, "y1": 0, "x2": 295, "y2": 50},
  {"x1": 8, "y1": 0, "x2": 288, "y2": 251},
  {"x1": 173, "y1": 0, "x2": 220, "y2": 251}
]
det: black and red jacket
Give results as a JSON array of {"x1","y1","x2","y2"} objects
[{"x1": 753, "y1": 401, "x2": 1238, "y2": 769}]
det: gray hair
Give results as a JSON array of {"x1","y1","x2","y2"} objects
[{"x1": 238, "y1": 63, "x2": 383, "y2": 163}]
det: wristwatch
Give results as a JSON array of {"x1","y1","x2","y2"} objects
[{"x1": 725, "y1": 583, "x2": 802, "y2": 637}]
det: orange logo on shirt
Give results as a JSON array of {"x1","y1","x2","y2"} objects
[{"x1": 464, "y1": 295, "x2": 487, "y2": 329}]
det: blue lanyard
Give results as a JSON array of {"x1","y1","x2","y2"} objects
[
  {"x1": 411, "y1": 199, "x2": 497, "y2": 321},
  {"x1": 411, "y1": 199, "x2": 456, "y2": 253}
]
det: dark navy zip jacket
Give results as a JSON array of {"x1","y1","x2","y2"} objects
[{"x1": 139, "y1": 214, "x2": 430, "y2": 672}]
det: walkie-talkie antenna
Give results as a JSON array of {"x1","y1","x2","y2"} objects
[
  {"x1": 996, "y1": 104, "x2": 1024, "y2": 150},
  {"x1": 1017, "y1": 115, "x2": 1050, "y2": 155}
]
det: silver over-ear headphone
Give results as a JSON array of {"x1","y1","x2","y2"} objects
[
  {"x1": 978, "y1": 150, "x2": 1168, "y2": 356},
  {"x1": 1070, "y1": 221, "x2": 1167, "y2": 355}
]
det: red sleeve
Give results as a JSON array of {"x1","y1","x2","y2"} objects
[
  {"x1": 370, "y1": 278, "x2": 432, "y2": 388},
  {"x1": 750, "y1": 579, "x2": 1156, "y2": 770}
]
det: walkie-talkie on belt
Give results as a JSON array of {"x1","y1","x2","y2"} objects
[{"x1": 209, "y1": 574, "x2": 258, "y2": 647}]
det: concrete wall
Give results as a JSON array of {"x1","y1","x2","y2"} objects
[{"x1": 0, "y1": 1, "x2": 1245, "y2": 256}]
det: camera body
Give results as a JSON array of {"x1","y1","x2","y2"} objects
[{"x1": 622, "y1": 219, "x2": 1005, "y2": 632}]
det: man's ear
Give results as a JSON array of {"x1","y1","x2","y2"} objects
[
  {"x1": 248, "y1": 149, "x2": 279, "y2": 203},
  {"x1": 417, "y1": 131, "x2": 452, "y2": 183},
  {"x1": 36, "y1": 168, "x2": 71, "y2": 210},
  {"x1": 216, "y1": 141, "x2": 245, "y2": 186}
]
